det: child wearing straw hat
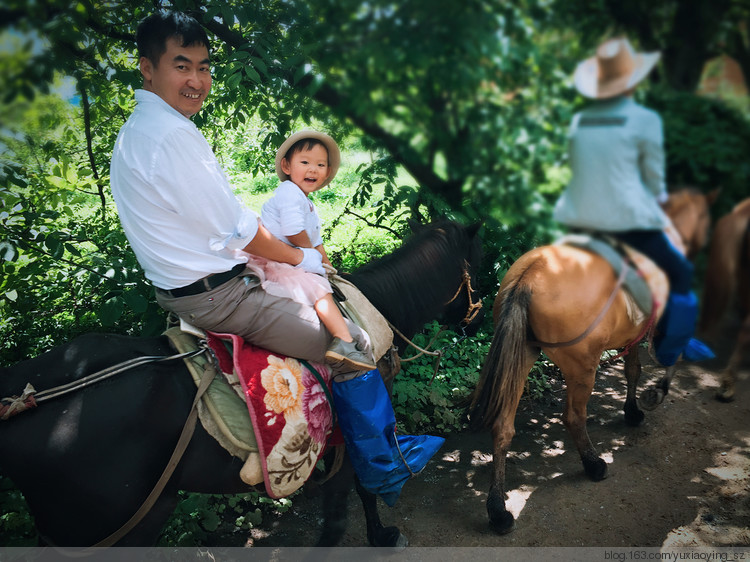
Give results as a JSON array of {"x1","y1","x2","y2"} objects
[
  {"x1": 554, "y1": 37, "x2": 712, "y2": 366},
  {"x1": 258, "y1": 130, "x2": 376, "y2": 372}
]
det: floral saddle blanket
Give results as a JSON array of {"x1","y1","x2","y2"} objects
[{"x1": 165, "y1": 324, "x2": 340, "y2": 499}]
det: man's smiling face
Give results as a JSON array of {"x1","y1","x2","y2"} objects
[{"x1": 139, "y1": 36, "x2": 211, "y2": 118}]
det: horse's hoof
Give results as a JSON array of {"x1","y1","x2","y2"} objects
[
  {"x1": 370, "y1": 525, "x2": 406, "y2": 548},
  {"x1": 489, "y1": 510, "x2": 516, "y2": 535},
  {"x1": 638, "y1": 388, "x2": 664, "y2": 411},
  {"x1": 715, "y1": 388, "x2": 735, "y2": 403},
  {"x1": 583, "y1": 457, "x2": 608, "y2": 481},
  {"x1": 623, "y1": 402, "x2": 645, "y2": 427}
]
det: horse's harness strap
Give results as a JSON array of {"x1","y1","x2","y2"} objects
[
  {"x1": 87, "y1": 360, "x2": 216, "y2": 550},
  {"x1": 528, "y1": 260, "x2": 629, "y2": 349},
  {"x1": 606, "y1": 294, "x2": 659, "y2": 362},
  {"x1": 1, "y1": 348, "x2": 206, "y2": 421}
]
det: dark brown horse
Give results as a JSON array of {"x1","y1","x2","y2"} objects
[
  {"x1": 467, "y1": 188, "x2": 713, "y2": 535},
  {"x1": 699, "y1": 198, "x2": 750, "y2": 401},
  {"x1": 0, "y1": 220, "x2": 483, "y2": 548}
]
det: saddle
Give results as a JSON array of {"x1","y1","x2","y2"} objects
[
  {"x1": 556, "y1": 233, "x2": 668, "y2": 325},
  {"x1": 164, "y1": 276, "x2": 394, "y2": 499}
]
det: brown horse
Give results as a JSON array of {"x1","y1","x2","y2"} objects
[
  {"x1": 468, "y1": 188, "x2": 715, "y2": 535},
  {"x1": 699, "y1": 198, "x2": 750, "y2": 401}
]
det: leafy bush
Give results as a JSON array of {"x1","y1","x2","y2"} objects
[
  {"x1": 392, "y1": 321, "x2": 492, "y2": 434},
  {"x1": 644, "y1": 88, "x2": 750, "y2": 218},
  {"x1": 158, "y1": 491, "x2": 292, "y2": 546},
  {"x1": 0, "y1": 476, "x2": 35, "y2": 546}
]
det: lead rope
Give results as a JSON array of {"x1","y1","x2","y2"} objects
[
  {"x1": 47, "y1": 349, "x2": 216, "y2": 555},
  {"x1": 527, "y1": 261, "x2": 629, "y2": 349},
  {"x1": 1, "y1": 348, "x2": 207, "y2": 420}
]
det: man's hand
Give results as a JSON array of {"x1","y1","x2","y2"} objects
[{"x1": 295, "y1": 247, "x2": 326, "y2": 276}]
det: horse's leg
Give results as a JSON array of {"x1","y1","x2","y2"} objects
[
  {"x1": 485, "y1": 357, "x2": 534, "y2": 536},
  {"x1": 717, "y1": 314, "x2": 750, "y2": 402},
  {"x1": 354, "y1": 477, "x2": 407, "y2": 547},
  {"x1": 622, "y1": 350, "x2": 645, "y2": 426},
  {"x1": 557, "y1": 358, "x2": 608, "y2": 481},
  {"x1": 315, "y1": 450, "x2": 354, "y2": 547}
]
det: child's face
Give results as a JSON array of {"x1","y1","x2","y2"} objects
[{"x1": 281, "y1": 144, "x2": 331, "y2": 195}]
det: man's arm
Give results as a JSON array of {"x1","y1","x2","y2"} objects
[
  {"x1": 287, "y1": 232, "x2": 331, "y2": 266},
  {"x1": 242, "y1": 222, "x2": 303, "y2": 264}
]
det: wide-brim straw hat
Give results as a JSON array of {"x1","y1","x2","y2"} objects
[
  {"x1": 275, "y1": 130, "x2": 341, "y2": 188},
  {"x1": 573, "y1": 38, "x2": 661, "y2": 99}
]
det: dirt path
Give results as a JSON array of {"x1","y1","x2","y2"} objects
[{"x1": 242, "y1": 335, "x2": 750, "y2": 549}]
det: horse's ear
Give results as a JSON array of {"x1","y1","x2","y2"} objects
[
  {"x1": 707, "y1": 187, "x2": 721, "y2": 206},
  {"x1": 466, "y1": 221, "x2": 482, "y2": 239}
]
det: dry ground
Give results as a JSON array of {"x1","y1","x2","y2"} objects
[{"x1": 216, "y1": 318, "x2": 750, "y2": 550}]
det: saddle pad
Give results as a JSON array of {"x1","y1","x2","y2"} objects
[
  {"x1": 557, "y1": 233, "x2": 654, "y2": 316},
  {"x1": 164, "y1": 327, "x2": 259, "y2": 461},
  {"x1": 330, "y1": 273, "x2": 393, "y2": 363},
  {"x1": 207, "y1": 331, "x2": 338, "y2": 499}
]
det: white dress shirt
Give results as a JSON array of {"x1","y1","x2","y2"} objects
[
  {"x1": 261, "y1": 180, "x2": 324, "y2": 247},
  {"x1": 554, "y1": 96, "x2": 669, "y2": 232},
  {"x1": 110, "y1": 90, "x2": 259, "y2": 289}
]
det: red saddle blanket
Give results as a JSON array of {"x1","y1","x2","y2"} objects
[{"x1": 206, "y1": 331, "x2": 341, "y2": 498}]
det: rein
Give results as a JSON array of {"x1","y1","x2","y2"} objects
[
  {"x1": 445, "y1": 261, "x2": 484, "y2": 328},
  {"x1": 1, "y1": 348, "x2": 206, "y2": 420},
  {"x1": 528, "y1": 260, "x2": 629, "y2": 349},
  {"x1": 2, "y1": 342, "x2": 215, "y2": 552}
]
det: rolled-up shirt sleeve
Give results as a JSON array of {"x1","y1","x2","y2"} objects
[{"x1": 152, "y1": 127, "x2": 259, "y2": 254}]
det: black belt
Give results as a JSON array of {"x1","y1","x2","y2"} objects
[{"x1": 158, "y1": 263, "x2": 246, "y2": 298}]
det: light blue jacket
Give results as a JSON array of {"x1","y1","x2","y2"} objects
[{"x1": 554, "y1": 96, "x2": 669, "y2": 232}]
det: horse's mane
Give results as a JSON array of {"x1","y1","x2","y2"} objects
[{"x1": 346, "y1": 221, "x2": 476, "y2": 337}]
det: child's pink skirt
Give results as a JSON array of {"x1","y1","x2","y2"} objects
[{"x1": 246, "y1": 255, "x2": 331, "y2": 306}]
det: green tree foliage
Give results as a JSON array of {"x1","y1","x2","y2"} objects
[
  {"x1": 549, "y1": 0, "x2": 750, "y2": 92},
  {"x1": 645, "y1": 88, "x2": 750, "y2": 218}
]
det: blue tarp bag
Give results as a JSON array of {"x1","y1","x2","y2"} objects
[
  {"x1": 331, "y1": 369, "x2": 445, "y2": 506},
  {"x1": 654, "y1": 291, "x2": 714, "y2": 365}
]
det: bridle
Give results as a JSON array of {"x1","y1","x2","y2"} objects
[
  {"x1": 444, "y1": 261, "x2": 483, "y2": 329},
  {"x1": 390, "y1": 261, "x2": 483, "y2": 379}
]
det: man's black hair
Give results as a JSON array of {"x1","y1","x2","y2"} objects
[{"x1": 136, "y1": 10, "x2": 210, "y2": 65}]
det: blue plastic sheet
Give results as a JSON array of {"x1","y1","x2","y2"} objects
[
  {"x1": 655, "y1": 291, "x2": 699, "y2": 366},
  {"x1": 332, "y1": 369, "x2": 444, "y2": 506}
]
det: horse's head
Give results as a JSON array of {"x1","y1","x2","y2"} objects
[
  {"x1": 348, "y1": 220, "x2": 484, "y2": 341},
  {"x1": 664, "y1": 187, "x2": 719, "y2": 258},
  {"x1": 423, "y1": 221, "x2": 485, "y2": 336}
]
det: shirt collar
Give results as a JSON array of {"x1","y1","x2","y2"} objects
[{"x1": 134, "y1": 89, "x2": 194, "y2": 123}]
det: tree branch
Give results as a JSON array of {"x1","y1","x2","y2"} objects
[
  {"x1": 79, "y1": 83, "x2": 107, "y2": 215},
  {"x1": 199, "y1": 14, "x2": 454, "y2": 196}
]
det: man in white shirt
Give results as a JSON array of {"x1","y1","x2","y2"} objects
[{"x1": 110, "y1": 10, "x2": 371, "y2": 367}]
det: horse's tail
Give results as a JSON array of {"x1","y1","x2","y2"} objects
[
  {"x1": 699, "y1": 210, "x2": 749, "y2": 334},
  {"x1": 468, "y1": 281, "x2": 534, "y2": 431}
]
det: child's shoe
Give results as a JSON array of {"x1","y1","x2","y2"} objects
[{"x1": 325, "y1": 337, "x2": 376, "y2": 372}]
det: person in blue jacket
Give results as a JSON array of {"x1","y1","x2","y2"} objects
[{"x1": 554, "y1": 37, "x2": 712, "y2": 366}]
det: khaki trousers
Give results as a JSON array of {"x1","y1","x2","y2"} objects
[{"x1": 155, "y1": 271, "x2": 370, "y2": 373}]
